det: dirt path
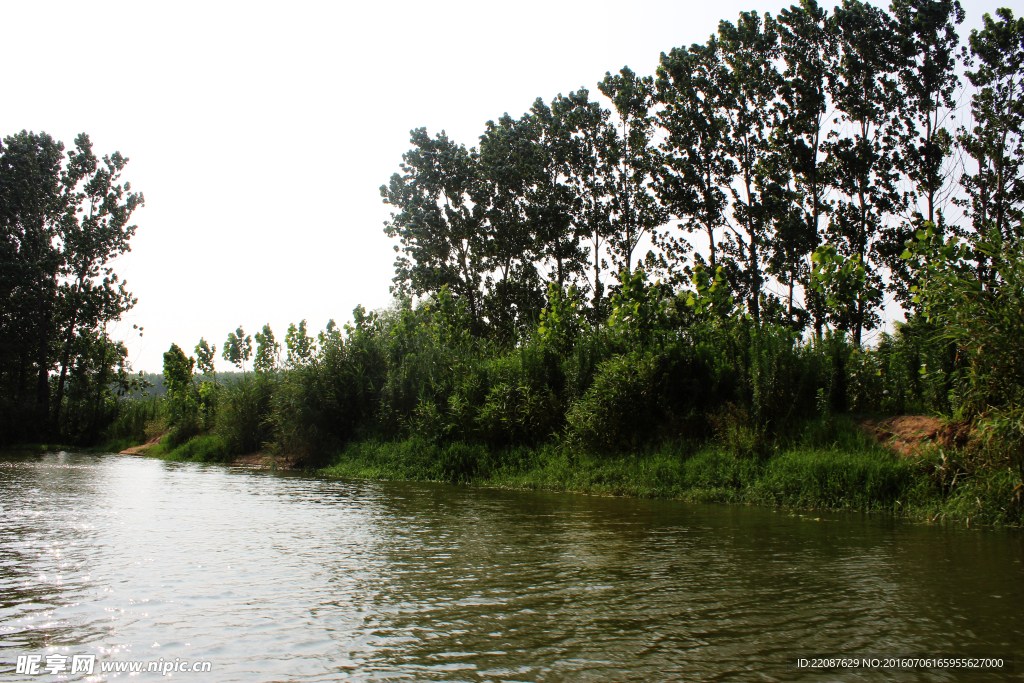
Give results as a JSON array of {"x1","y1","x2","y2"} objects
[{"x1": 119, "y1": 433, "x2": 164, "y2": 455}]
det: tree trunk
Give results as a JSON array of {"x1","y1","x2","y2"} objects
[
  {"x1": 54, "y1": 322, "x2": 77, "y2": 432},
  {"x1": 54, "y1": 274, "x2": 88, "y2": 432},
  {"x1": 35, "y1": 301, "x2": 51, "y2": 435}
]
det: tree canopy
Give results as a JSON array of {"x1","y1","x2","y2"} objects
[
  {"x1": 381, "y1": 1, "x2": 1019, "y2": 352},
  {"x1": 0, "y1": 131, "x2": 143, "y2": 444}
]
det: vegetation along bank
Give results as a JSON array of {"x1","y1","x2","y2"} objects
[{"x1": 3, "y1": 1, "x2": 1023, "y2": 526}]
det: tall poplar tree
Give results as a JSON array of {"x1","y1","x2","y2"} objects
[
  {"x1": 478, "y1": 111, "x2": 545, "y2": 339},
  {"x1": 599, "y1": 67, "x2": 667, "y2": 275},
  {"x1": 0, "y1": 131, "x2": 65, "y2": 429},
  {"x1": 885, "y1": 0, "x2": 965, "y2": 306},
  {"x1": 562, "y1": 89, "x2": 616, "y2": 311},
  {"x1": 52, "y1": 135, "x2": 144, "y2": 428},
  {"x1": 891, "y1": 0, "x2": 965, "y2": 226},
  {"x1": 525, "y1": 95, "x2": 590, "y2": 291},
  {"x1": 0, "y1": 131, "x2": 142, "y2": 440},
  {"x1": 381, "y1": 129, "x2": 488, "y2": 332},
  {"x1": 957, "y1": 7, "x2": 1024, "y2": 259},
  {"x1": 654, "y1": 37, "x2": 735, "y2": 276},
  {"x1": 774, "y1": 0, "x2": 836, "y2": 332},
  {"x1": 824, "y1": 0, "x2": 903, "y2": 344},
  {"x1": 717, "y1": 11, "x2": 783, "y2": 326}
]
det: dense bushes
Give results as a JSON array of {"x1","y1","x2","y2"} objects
[
  {"x1": 216, "y1": 374, "x2": 276, "y2": 455},
  {"x1": 103, "y1": 396, "x2": 159, "y2": 447},
  {"x1": 106, "y1": 266, "x2": 1020, "y2": 528},
  {"x1": 149, "y1": 278, "x2": 978, "y2": 467}
]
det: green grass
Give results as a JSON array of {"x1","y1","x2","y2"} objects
[
  {"x1": 319, "y1": 416, "x2": 1024, "y2": 527},
  {"x1": 161, "y1": 434, "x2": 234, "y2": 462},
  {"x1": 132, "y1": 433, "x2": 234, "y2": 463},
  {"x1": 143, "y1": 438, "x2": 171, "y2": 458},
  {"x1": 11, "y1": 414, "x2": 1018, "y2": 527}
]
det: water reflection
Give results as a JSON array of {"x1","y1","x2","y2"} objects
[{"x1": 0, "y1": 453, "x2": 1021, "y2": 681}]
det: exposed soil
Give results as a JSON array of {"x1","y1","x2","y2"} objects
[
  {"x1": 119, "y1": 433, "x2": 164, "y2": 455},
  {"x1": 858, "y1": 415, "x2": 971, "y2": 456},
  {"x1": 119, "y1": 434, "x2": 297, "y2": 469}
]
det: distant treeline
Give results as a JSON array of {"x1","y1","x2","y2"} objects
[{"x1": 127, "y1": 372, "x2": 246, "y2": 398}]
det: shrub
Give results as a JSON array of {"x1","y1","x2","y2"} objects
[
  {"x1": 216, "y1": 373, "x2": 275, "y2": 454},
  {"x1": 167, "y1": 434, "x2": 232, "y2": 462},
  {"x1": 103, "y1": 396, "x2": 159, "y2": 445},
  {"x1": 977, "y1": 405, "x2": 1024, "y2": 484},
  {"x1": 567, "y1": 350, "x2": 663, "y2": 452}
]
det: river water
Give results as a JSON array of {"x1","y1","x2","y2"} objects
[{"x1": 0, "y1": 452, "x2": 1021, "y2": 682}]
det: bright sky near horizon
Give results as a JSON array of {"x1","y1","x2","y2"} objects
[{"x1": 1, "y1": 0, "x2": 1010, "y2": 372}]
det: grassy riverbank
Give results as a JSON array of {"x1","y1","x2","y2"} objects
[
  {"x1": 319, "y1": 416, "x2": 1023, "y2": 528},
  {"x1": 9, "y1": 412, "x2": 1015, "y2": 527}
]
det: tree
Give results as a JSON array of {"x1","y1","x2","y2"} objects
[
  {"x1": 891, "y1": 0, "x2": 965, "y2": 226},
  {"x1": 562, "y1": 89, "x2": 616, "y2": 312},
  {"x1": 285, "y1": 320, "x2": 316, "y2": 367},
  {"x1": 254, "y1": 323, "x2": 279, "y2": 373},
  {"x1": 52, "y1": 134, "x2": 144, "y2": 427},
  {"x1": 381, "y1": 128, "x2": 488, "y2": 332},
  {"x1": 956, "y1": 7, "x2": 1024, "y2": 264},
  {"x1": 0, "y1": 130, "x2": 142, "y2": 441},
  {"x1": 223, "y1": 326, "x2": 252, "y2": 371},
  {"x1": 655, "y1": 36, "x2": 735, "y2": 277},
  {"x1": 526, "y1": 94, "x2": 592, "y2": 292},
  {"x1": 824, "y1": 0, "x2": 904, "y2": 344},
  {"x1": 163, "y1": 343, "x2": 195, "y2": 397},
  {"x1": 774, "y1": 0, "x2": 836, "y2": 332},
  {"x1": 195, "y1": 338, "x2": 216, "y2": 377},
  {"x1": 0, "y1": 131, "x2": 65, "y2": 430},
  {"x1": 480, "y1": 91, "x2": 610, "y2": 330},
  {"x1": 599, "y1": 67, "x2": 668, "y2": 275},
  {"x1": 163, "y1": 343, "x2": 199, "y2": 432},
  {"x1": 716, "y1": 11, "x2": 784, "y2": 326},
  {"x1": 879, "y1": 0, "x2": 966, "y2": 308},
  {"x1": 906, "y1": 225, "x2": 1024, "y2": 413},
  {"x1": 193, "y1": 337, "x2": 218, "y2": 426},
  {"x1": 477, "y1": 110, "x2": 545, "y2": 339}
]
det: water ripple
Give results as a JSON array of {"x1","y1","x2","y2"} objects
[{"x1": 0, "y1": 453, "x2": 1021, "y2": 681}]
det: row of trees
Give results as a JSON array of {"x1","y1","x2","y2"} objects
[
  {"x1": 382, "y1": 1, "x2": 1023, "y2": 347},
  {"x1": 145, "y1": 3, "x2": 1021, "y2": 501},
  {"x1": 0, "y1": 131, "x2": 144, "y2": 445}
]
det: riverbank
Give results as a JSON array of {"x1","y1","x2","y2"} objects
[
  {"x1": 118, "y1": 433, "x2": 298, "y2": 469},
  {"x1": 318, "y1": 416, "x2": 1023, "y2": 528},
  {"x1": 9, "y1": 414, "x2": 1017, "y2": 527}
]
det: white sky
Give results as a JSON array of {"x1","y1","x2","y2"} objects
[{"x1": 1, "y1": 0, "x2": 1011, "y2": 372}]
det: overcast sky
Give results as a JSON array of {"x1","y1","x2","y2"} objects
[{"x1": 1, "y1": 0, "x2": 1009, "y2": 372}]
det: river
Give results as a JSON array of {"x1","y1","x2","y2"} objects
[{"x1": 1, "y1": 452, "x2": 1021, "y2": 681}]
